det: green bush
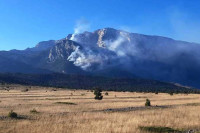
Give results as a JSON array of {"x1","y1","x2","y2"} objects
[
  {"x1": 145, "y1": 99, "x2": 151, "y2": 106},
  {"x1": 105, "y1": 92, "x2": 109, "y2": 95},
  {"x1": 94, "y1": 88, "x2": 103, "y2": 100},
  {"x1": 8, "y1": 110, "x2": 18, "y2": 118}
]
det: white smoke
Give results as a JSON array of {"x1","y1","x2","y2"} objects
[
  {"x1": 70, "y1": 19, "x2": 90, "y2": 41},
  {"x1": 67, "y1": 23, "x2": 200, "y2": 72},
  {"x1": 105, "y1": 31, "x2": 138, "y2": 57},
  {"x1": 68, "y1": 46, "x2": 110, "y2": 70},
  {"x1": 106, "y1": 36, "x2": 126, "y2": 56},
  {"x1": 68, "y1": 30, "x2": 139, "y2": 70}
]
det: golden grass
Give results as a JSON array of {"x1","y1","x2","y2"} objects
[{"x1": 0, "y1": 85, "x2": 200, "y2": 133}]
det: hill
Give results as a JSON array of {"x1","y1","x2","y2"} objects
[{"x1": 0, "y1": 73, "x2": 198, "y2": 93}]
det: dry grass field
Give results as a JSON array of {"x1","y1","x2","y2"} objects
[{"x1": 0, "y1": 85, "x2": 200, "y2": 133}]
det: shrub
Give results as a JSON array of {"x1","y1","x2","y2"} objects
[
  {"x1": 21, "y1": 88, "x2": 29, "y2": 92},
  {"x1": 169, "y1": 92, "x2": 173, "y2": 96},
  {"x1": 145, "y1": 99, "x2": 151, "y2": 106},
  {"x1": 94, "y1": 88, "x2": 103, "y2": 100},
  {"x1": 30, "y1": 109, "x2": 39, "y2": 114},
  {"x1": 8, "y1": 110, "x2": 18, "y2": 118},
  {"x1": 139, "y1": 126, "x2": 181, "y2": 132},
  {"x1": 105, "y1": 92, "x2": 109, "y2": 95}
]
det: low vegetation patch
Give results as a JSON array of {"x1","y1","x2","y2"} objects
[
  {"x1": 51, "y1": 89, "x2": 57, "y2": 91},
  {"x1": 81, "y1": 93, "x2": 85, "y2": 96},
  {"x1": 139, "y1": 126, "x2": 181, "y2": 133},
  {"x1": 8, "y1": 110, "x2": 18, "y2": 118},
  {"x1": 55, "y1": 102, "x2": 77, "y2": 105},
  {"x1": 185, "y1": 103, "x2": 200, "y2": 106},
  {"x1": 30, "y1": 109, "x2": 39, "y2": 114},
  {"x1": 21, "y1": 88, "x2": 29, "y2": 92}
]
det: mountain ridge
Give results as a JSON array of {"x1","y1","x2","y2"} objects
[{"x1": 1, "y1": 28, "x2": 200, "y2": 88}]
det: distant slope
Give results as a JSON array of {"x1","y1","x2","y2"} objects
[
  {"x1": 0, "y1": 73, "x2": 198, "y2": 93},
  {"x1": 0, "y1": 55, "x2": 51, "y2": 73}
]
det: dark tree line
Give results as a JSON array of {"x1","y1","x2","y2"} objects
[{"x1": 0, "y1": 73, "x2": 199, "y2": 94}]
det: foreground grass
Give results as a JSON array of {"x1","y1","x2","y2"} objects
[{"x1": 0, "y1": 85, "x2": 200, "y2": 133}]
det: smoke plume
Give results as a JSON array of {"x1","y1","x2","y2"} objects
[{"x1": 70, "y1": 19, "x2": 90, "y2": 41}]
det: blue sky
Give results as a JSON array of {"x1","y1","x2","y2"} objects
[{"x1": 0, "y1": 0, "x2": 200, "y2": 50}]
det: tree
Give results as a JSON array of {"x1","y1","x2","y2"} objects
[
  {"x1": 94, "y1": 88, "x2": 103, "y2": 100},
  {"x1": 145, "y1": 99, "x2": 151, "y2": 106},
  {"x1": 169, "y1": 92, "x2": 173, "y2": 96}
]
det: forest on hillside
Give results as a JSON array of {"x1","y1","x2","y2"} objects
[{"x1": 0, "y1": 73, "x2": 199, "y2": 94}]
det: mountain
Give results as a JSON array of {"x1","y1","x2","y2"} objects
[{"x1": 1, "y1": 28, "x2": 200, "y2": 88}]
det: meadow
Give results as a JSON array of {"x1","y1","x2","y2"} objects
[{"x1": 0, "y1": 85, "x2": 200, "y2": 133}]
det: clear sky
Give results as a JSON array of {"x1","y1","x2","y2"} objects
[{"x1": 0, "y1": 0, "x2": 200, "y2": 50}]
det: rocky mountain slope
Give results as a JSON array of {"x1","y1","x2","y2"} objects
[{"x1": 1, "y1": 28, "x2": 200, "y2": 88}]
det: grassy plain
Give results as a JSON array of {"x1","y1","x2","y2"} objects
[{"x1": 0, "y1": 85, "x2": 200, "y2": 133}]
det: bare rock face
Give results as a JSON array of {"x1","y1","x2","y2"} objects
[
  {"x1": 97, "y1": 29, "x2": 106, "y2": 47},
  {"x1": 48, "y1": 40, "x2": 80, "y2": 62}
]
